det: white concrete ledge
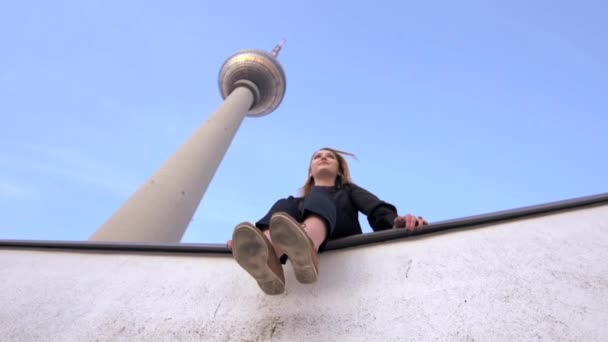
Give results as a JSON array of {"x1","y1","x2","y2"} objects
[{"x1": 2, "y1": 203, "x2": 607, "y2": 341}]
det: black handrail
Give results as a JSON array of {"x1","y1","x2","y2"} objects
[{"x1": 1, "y1": 192, "x2": 607, "y2": 253}]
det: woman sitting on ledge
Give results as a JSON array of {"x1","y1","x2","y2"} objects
[{"x1": 227, "y1": 147, "x2": 428, "y2": 295}]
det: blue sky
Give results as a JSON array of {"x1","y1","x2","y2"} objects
[{"x1": 1, "y1": 1, "x2": 606, "y2": 243}]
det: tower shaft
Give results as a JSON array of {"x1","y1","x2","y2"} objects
[{"x1": 90, "y1": 86, "x2": 255, "y2": 242}]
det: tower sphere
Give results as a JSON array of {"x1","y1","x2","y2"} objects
[{"x1": 218, "y1": 49, "x2": 286, "y2": 117}]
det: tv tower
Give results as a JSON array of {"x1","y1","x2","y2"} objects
[{"x1": 90, "y1": 40, "x2": 287, "y2": 242}]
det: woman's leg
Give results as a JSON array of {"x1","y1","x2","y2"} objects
[
  {"x1": 301, "y1": 215, "x2": 327, "y2": 251},
  {"x1": 299, "y1": 186, "x2": 337, "y2": 251},
  {"x1": 269, "y1": 187, "x2": 337, "y2": 284},
  {"x1": 255, "y1": 196, "x2": 303, "y2": 259}
]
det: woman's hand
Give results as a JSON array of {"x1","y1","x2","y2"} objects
[{"x1": 394, "y1": 214, "x2": 428, "y2": 232}]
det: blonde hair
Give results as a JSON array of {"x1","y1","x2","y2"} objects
[{"x1": 300, "y1": 147, "x2": 356, "y2": 196}]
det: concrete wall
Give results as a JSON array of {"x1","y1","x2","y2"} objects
[{"x1": 1, "y1": 204, "x2": 607, "y2": 342}]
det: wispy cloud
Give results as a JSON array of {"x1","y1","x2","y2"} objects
[
  {"x1": 17, "y1": 143, "x2": 138, "y2": 198},
  {"x1": 0, "y1": 181, "x2": 36, "y2": 200}
]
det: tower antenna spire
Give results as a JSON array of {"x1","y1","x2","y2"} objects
[{"x1": 271, "y1": 38, "x2": 286, "y2": 57}]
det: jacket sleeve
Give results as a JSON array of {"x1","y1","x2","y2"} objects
[{"x1": 348, "y1": 183, "x2": 398, "y2": 231}]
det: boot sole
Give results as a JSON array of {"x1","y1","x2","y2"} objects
[
  {"x1": 270, "y1": 214, "x2": 318, "y2": 284},
  {"x1": 232, "y1": 225, "x2": 285, "y2": 295}
]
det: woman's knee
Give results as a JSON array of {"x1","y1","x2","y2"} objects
[
  {"x1": 269, "y1": 197, "x2": 301, "y2": 215},
  {"x1": 256, "y1": 196, "x2": 302, "y2": 228}
]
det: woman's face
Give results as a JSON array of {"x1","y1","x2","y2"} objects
[{"x1": 309, "y1": 149, "x2": 340, "y2": 178}]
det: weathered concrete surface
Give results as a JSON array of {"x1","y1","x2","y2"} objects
[{"x1": 1, "y1": 204, "x2": 607, "y2": 342}]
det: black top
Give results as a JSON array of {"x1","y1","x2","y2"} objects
[{"x1": 324, "y1": 183, "x2": 399, "y2": 240}]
